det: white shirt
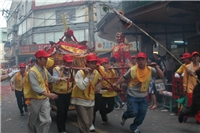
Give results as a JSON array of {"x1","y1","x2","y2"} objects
[{"x1": 71, "y1": 70, "x2": 96, "y2": 107}]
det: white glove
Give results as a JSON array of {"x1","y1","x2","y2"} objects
[
  {"x1": 174, "y1": 73, "x2": 180, "y2": 78},
  {"x1": 8, "y1": 70, "x2": 20, "y2": 77},
  {"x1": 181, "y1": 73, "x2": 184, "y2": 77}
]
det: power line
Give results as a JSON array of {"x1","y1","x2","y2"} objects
[
  {"x1": 35, "y1": 0, "x2": 71, "y2": 28},
  {"x1": 33, "y1": 3, "x2": 85, "y2": 43},
  {"x1": 26, "y1": 13, "x2": 91, "y2": 20}
]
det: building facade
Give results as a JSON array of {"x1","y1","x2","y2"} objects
[
  {"x1": 0, "y1": 28, "x2": 7, "y2": 64},
  {"x1": 6, "y1": 0, "x2": 122, "y2": 65}
]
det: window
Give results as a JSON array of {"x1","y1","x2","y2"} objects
[
  {"x1": 85, "y1": 29, "x2": 89, "y2": 40},
  {"x1": 74, "y1": 30, "x2": 85, "y2": 41},
  {"x1": 45, "y1": 11, "x2": 56, "y2": 26},
  {"x1": 56, "y1": 8, "x2": 76, "y2": 25},
  {"x1": 45, "y1": 33, "x2": 54, "y2": 43},
  {"x1": 34, "y1": 11, "x2": 44, "y2": 27},
  {"x1": 26, "y1": 36, "x2": 32, "y2": 45},
  {"x1": 55, "y1": 32, "x2": 64, "y2": 42},
  {"x1": 21, "y1": 37, "x2": 26, "y2": 45},
  {"x1": 33, "y1": 33, "x2": 45, "y2": 44}
]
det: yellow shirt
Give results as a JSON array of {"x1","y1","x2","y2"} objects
[
  {"x1": 183, "y1": 63, "x2": 199, "y2": 93},
  {"x1": 101, "y1": 67, "x2": 117, "y2": 97},
  {"x1": 176, "y1": 64, "x2": 186, "y2": 74}
]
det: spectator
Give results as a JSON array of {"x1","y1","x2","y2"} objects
[{"x1": 147, "y1": 56, "x2": 157, "y2": 110}]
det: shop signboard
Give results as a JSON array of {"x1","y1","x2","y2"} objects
[
  {"x1": 20, "y1": 44, "x2": 51, "y2": 54},
  {"x1": 95, "y1": 41, "x2": 139, "y2": 52}
]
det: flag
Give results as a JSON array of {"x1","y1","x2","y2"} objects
[{"x1": 62, "y1": 14, "x2": 67, "y2": 32}]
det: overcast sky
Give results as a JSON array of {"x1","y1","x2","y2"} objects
[{"x1": 0, "y1": 0, "x2": 12, "y2": 28}]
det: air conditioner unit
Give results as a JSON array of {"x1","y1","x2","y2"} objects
[{"x1": 196, "y1": 21, "x2": 200, "y2": 34}]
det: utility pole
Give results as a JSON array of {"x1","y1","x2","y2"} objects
[
  {"x1": 12, "y1": 10, "x2": 19, "y2": 66},
  {"x1": 88, "y1": 1, "x2": 95, "y2": 48}
]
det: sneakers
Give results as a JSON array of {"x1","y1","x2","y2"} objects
[
  {"x1": 178, "y1": 110, "x2": 185, "y2": 123},
  {"x1": 120, "y1": 112, "x2": 126, "y2": 126},
  {"x1": 120, "y1": 102, "x2": 125, "y2": 108},
  {"x1": 89, "y1": 124, "x2": 95, "y2": 132},
  {"x1": 131, "y1": 129, "x2": 141, "y2": 133}
]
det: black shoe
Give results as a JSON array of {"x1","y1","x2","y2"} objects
[
  {"x1": 21, "y1": 113, "x2": 24, "y2": 117},
  {"x1": 178, "y1": 110, "x2": 185, "y2": 123},
  {"x1": 196, "y1": 121, "x2": 200, "y2": 124},
  {"x1": 90, "y1": 129, "x2": 95, "y2": 132}
]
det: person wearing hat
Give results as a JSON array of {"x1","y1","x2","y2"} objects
[
  {"x1": 10, "y1": 62, "x2": 28, "y2": 116},
  {"x1": 71, "y1": 53, "x2": 102, "y2": 133},
  {"x1": 23, "y1": 49, "x2": 67, "y2": 133},
  {"x1": 182, "y1": 51, "x2": 200, "y2": 123},
  {"x1": 113, "y1": 52, "x2": 164, "y2": 133},
  {"x1": 131, "y1": 55, "x2": 137, "y2": 66},
  {"x1": 26, "y1": 59, "x2": 37, "y2": 72},
  {"x1": 179, "y1": 68, "x2": 200, "y2": 124},
  {"x1": 52, "y1": 54, "x2": 74, "y2": 133},
  {"x1": 174, "y1": 52, "x2": 191, "y2": 78},
  {"x1": 99, "y1": 57, "x2": 118, "y2": 125}
]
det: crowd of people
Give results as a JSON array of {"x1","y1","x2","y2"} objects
[{"x1": 1, "y1": 49, "x2": 200, "y2": 133}]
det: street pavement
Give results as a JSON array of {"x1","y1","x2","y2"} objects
[{"x1": 1, "y1": 80, "x2": 200, "y2": 133}]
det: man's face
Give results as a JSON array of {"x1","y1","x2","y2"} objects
[
  {"x1": 192, "y1": 55, "x2": 200, "y2": 63},
  {"x1": 37, "y1": 57, "x2": 48, "y2": 67},
  {"x1": 20, "y1": 67, "x2": 26, "y2": 74},
  {"x1": 110, "y1": 61, "x2": 114, "y2": 66},
  {"x1": 184, "y1": 58, "x2": 191, "y2": 64},
  {"x1": 64, "y1": 61, "x2": 73, "y2": 67},
  {"x1": 101, "y1": 62, "x2": 109, "y2": 69},
  {"x1": 137, "y1": 58, "x2": 146, "y2": 69},
  {"x1": 86, "y1": 61, "x2": 97, "y2": 71}
]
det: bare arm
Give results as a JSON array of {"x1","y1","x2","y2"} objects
[
  {"x1": 10, "y1": 75, "x2": 16, "y2": 91},
  {"x1": 41, "y1": 91, "x2": 58, "y2": 99},
  {"x1": 155, "y1": 65, "x2": 164, "y2": 79},
  {"x1": 113, "y1": 76, "x2": 127, "y2": 87},
  {"x1": 0, "y1": 75, "x2": 9, "y2": 81}
]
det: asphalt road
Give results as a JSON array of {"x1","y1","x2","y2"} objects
[{"x1": 1, "y1": 80, "x2": 200, "y2": 133}]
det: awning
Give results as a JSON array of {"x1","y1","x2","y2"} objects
[{"x1": 96, "y1": 1, "x2": 198, "y2": 41}]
